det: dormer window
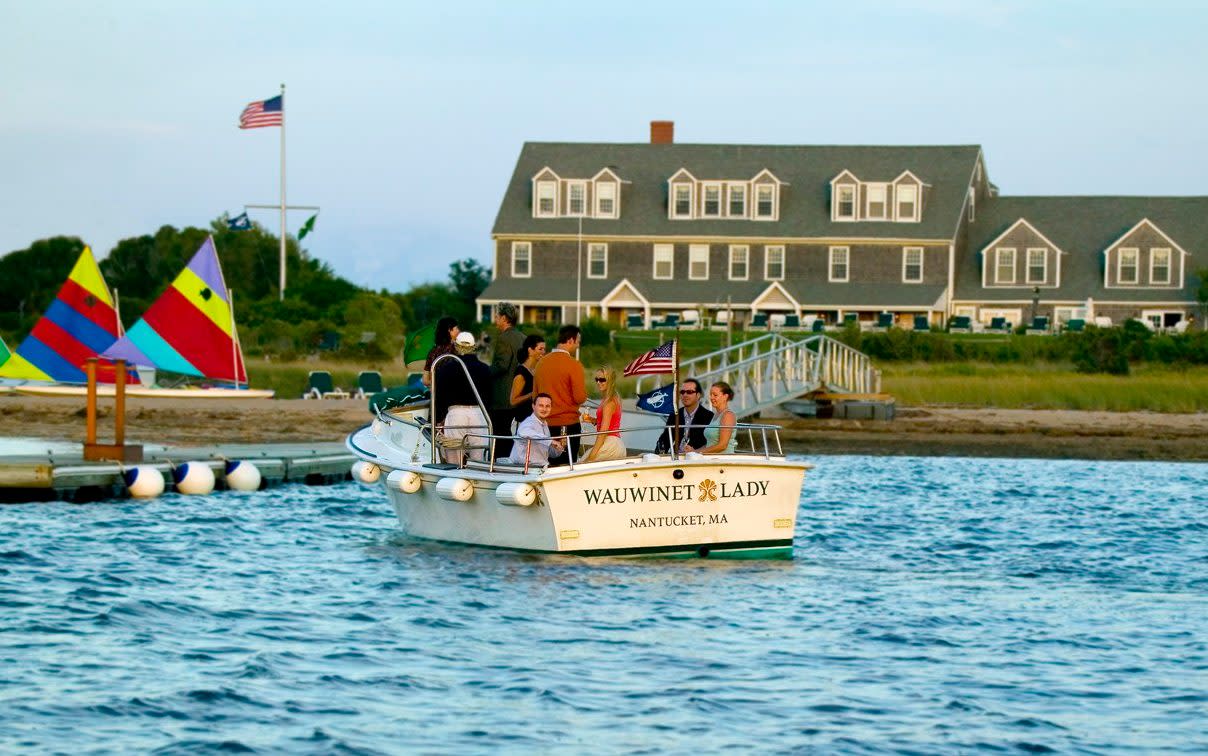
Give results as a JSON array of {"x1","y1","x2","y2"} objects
[
  {"x1": 672, "y1": 183, "x2": 693, "y2": 218},
  {"x1": 835, "y1": 185, "x2": 856, "y2": 220},
  {"x1": 1026, "y1": 248, "x2": 1047, "y2": 284},
  {"x1": 1151, "y1": 248, "x2": 1172, "y2": 284},
  {"x1": 728, "y1": 185, "x2": 746, "y2": 217},
  {"x1": 535, "y1": 181, "x2": 557, "y2": 217},
  {"x1": 702, "y1": 184, "x2": 722, "y2": 217},
  {"x1": 866, "y1": 184, "x2": 888, "y2": 220},
  {"x1": 596, "y1": 182, "x2": 617, "y2": 218},
  {"x1": 755, "y1": 185, "x2": 775, "y2": 219},
  {"x1": 995, "y1": 248, "x2": 1016, "y2": 284},
  {"x1": 567, "y1": 182, "x2": 587, "y2": 216},
  {"x1": 1118, "y1": 248, "x2": 1139, "y2": 284},
  {"x1": 896, "y1": 184, "x2": 918, "y2": 221}
]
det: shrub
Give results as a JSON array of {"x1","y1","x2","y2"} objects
[{"x1": 1071, "y1": 327, "x2": 1129, "y2": 375}]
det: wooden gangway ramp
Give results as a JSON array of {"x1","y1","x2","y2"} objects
[{"x1": 0, "y1": 442, "x2": 355, "y2": 503}]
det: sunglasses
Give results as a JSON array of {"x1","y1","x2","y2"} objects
[
  {"x1": 679, "y1": 389, "x2": 697, "y2": 395},
  {"x1": 595, "y1": 377, "x2": 608, "y2": 383}
]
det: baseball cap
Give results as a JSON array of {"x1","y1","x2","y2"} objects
[{"x1": 454, "y1": 331, "x2": 476, "y2": 346}]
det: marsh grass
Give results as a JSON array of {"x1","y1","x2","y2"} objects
[{"x1": 883, "y1": 362, "x2": 1208, "y2": 412}]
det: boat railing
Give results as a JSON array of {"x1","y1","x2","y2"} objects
[{"x1": 426, "y1": 353, "x2": 493, "y2": 466}]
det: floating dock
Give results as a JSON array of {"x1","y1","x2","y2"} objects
[{"x1": 0, "y1": 442, "x2": 355, "y2": 503}]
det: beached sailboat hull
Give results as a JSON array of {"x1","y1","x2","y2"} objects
[
  {"x1": 347, "y1": 408, "x2": 809, "y2": 558},
  {"x1": 13, "y1": 384, "x2": 274, "y2": 399}
]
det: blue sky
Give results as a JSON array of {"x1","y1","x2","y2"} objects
[{"x1": 3, "y1": 1, "x2": 1206, "y2": 291}]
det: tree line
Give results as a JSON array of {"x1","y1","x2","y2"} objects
[{"x1": 0, "y1": 217, "x2": 491, "y2": 361}]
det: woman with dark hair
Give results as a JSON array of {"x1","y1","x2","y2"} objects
[
  {"x1": 692, "y1": 381, "x2": 738, "y2": 454},
  {"x1": 509, "y1": 334, "x2": 546, "y2": 424},
  {"x1": 421, "y1": 316, "x2": 460, "y2": 386}
]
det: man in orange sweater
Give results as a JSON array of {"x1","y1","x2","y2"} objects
[{"x1": 533, "y1": 324, "x2": 587, "y2": 464}]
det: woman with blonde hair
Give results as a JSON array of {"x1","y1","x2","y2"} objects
[
  {"x1": 581, "y1": 365, "x2": 625, "y2": 462},
  {"x1": 691, "y1": 381, "x2": 738, "y2": 454}
]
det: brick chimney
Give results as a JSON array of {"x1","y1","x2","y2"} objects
[{"x1": 650, "y1": 120, "x2": 674, "y2": 144}]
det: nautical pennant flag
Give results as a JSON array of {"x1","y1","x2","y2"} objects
[
  {"x1": 297, "y1": 213, "x2": 317, "y2": 239},
  {"x1": 0, "y1": 335, "x2": 11, "y2": 367},
  {"x1": 636, "y1": 383, "x2": 676, "y2": 414},
  {"x1": 238, "y1": 95, "x2": 283, "y2": 129},
  {"x1": 623, "y1": 339, "x2": 677, "y2": 376},
  {"x1": 227, "y1": 212, "x2": 251, "y2": 231}
]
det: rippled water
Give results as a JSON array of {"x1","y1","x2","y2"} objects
[{"x1": 1, "y1": 455, "x2": 1205, "y2": 753}]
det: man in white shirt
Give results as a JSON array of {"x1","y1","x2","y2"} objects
[{"x1": 507, "y1": 393, "x2": 566, "y2": 467}]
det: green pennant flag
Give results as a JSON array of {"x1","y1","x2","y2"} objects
[
  {"x1": 298, "y1": 213, "x2": 318, "y2": 240},
  {"x1": 0, "y1": 336, "x2": 11, "y2": 367},
  {"x1": 403, "y1": 324, "x2": 436, "y2": 370}
]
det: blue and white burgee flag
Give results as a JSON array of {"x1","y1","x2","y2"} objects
[
  {"x1": 636, "y1": 383, "x2": 676, "y2": 415},
  {"x1": 227, "y1": 212, "x2": 251, "y2": 231}
]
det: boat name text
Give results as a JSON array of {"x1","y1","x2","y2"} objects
[{"x1": 583, "y1": 479, "x2": 768, "y2": 506}]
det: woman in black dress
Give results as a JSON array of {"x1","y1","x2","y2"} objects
[{"x1": 509, "y1": 333, "x2": 547, "y2": 424}]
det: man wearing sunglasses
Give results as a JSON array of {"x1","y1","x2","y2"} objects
[{"x1": 653, "y1": 378, "x2": 713, "y2": 454}]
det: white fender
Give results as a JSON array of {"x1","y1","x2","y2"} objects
[
  {"x1": 495, "y1": 482, "x2": 537, "y2": 507},
  {"x1": 174, "y1": 461, "x2": 216, "y2": 495},
  {"x1": 124, "y1": 465, "x2": 165, "y2": 499},
  {"x1": 352, "y1": 461, "x2": 381, "y2": 485},
  {"x1": 387, "y1": 469, "x2": 423, "y2": 494},
  {"x1": 224, "y1": 460, "x2": 262, "y2": 491},
  {"x1": 435, "y1": 477, "x2": 474, "y2": 502}
]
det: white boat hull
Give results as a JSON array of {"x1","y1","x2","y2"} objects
[{"x1": 14, "y1": 384, "x2": 275, "y2": 399}]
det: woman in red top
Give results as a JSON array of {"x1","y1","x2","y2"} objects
[{"x1": 582, "y1": 365, "x2": 625, "y2": 462}]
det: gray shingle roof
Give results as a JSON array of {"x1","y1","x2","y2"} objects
[
  {"x1": 959, "y1": 196, "x2": 1208, "y2": 302},
  {"x1": 493, "y1": 143, "x2": 982, "y2": 241}
]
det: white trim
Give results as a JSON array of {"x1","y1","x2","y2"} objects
[
  {"x1": 754, "y1": 184, "x2": 777, "y2": 221},
  {"x1": 828, "y1": 246, "x2": 849, "y2": 283},
  {"x1": 764, "y1": 245, "x2": 785, "y2": 281},
  {"x1": 1103, "y1": 218, "x2": 1190, "y2": 290},
  {"x1": 510, "y1": 241, "x2": 532, "y2": 278},
  {"x1": 534, "y1": 179, "x2": 558, "y2": 218},
  {"x1": 587, "y1": 242, "x2": 608, "y2": 279},
  {"x1": 727, "y1": 184, "x2": 747, "y2": 218},
  {"x1": 728, "y1": 244, "x2": 749, "y2": 281},
  {"x1": 833, "y1": 183, "x2": 857, "y2": 222},
  {"x1": 1117, "y1": 247, "x2": 1139, "y2": 285},
  {"x1": 600, "y1": 278, "x2": 650, "y2": 309},
  {"x1": 967, "y1": 186, "x2": 975, "y2": 222},
  {"x1": 594, "y1": 180, "x2": 618, "y2": 219},
  {"x1": 902, "y1": 246, "x2": 924, "y2": 283},
  {"x1": 865, "y1": 183, "x2": 888, "y2": 220},
  {"x1": 894, "y1": 182, "x2": 920, "y2": 223},
  {"x1": 1025, "y1": 247, "x2": 1048, "y2": 285},
  {"x1": 1150, "y1": 247, "x2": 1172, "y2": 285},
  {"x1": 688, "y1": 244, "x2": 710, "y2": 280},
  {"x1": 670, "y1": 182, "x2": 694, "y2": 219},
  {"x1": 566, "y1": 180, "x2": 587, "y2": 217},
  {"x1": 750, "y1": 281, "x2": 801, "y2": 312},
  {"x1": 979, "y1": 219, "x2": 1066, "y2": 287},
  {"x1": 652, "y1": 244, "x2": 674, "y2": 280},
  {"x1": 829, "y1": 169, "x2": 859, "y2": 185},
  {"x1": 994, "y1": 247, "x2": 1016, "y2": 285},
  {"x1": 701, "y1": 182, "x2": 723, "y2": 218}
]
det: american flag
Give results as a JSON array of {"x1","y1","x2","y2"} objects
[
  {"x1": 239, "y1": 95, "x2": 283, "y2": 129},
  {"x1": 623, "y1": 340, "x2": 677, "y2": 376}
]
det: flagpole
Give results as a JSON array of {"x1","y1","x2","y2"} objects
[
  {"x1": 278, "y1": 82, "x2": 286, "y2": 301},
  {"x1": 672, "y1": 338, "x2": 681, "y2": 458}
]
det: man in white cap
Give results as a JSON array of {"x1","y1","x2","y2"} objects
[{"x1": 433, "y1": 331, "x2": 491, "y2": 464}]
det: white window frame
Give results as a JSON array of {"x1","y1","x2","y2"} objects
[
  {"x1": 968, "y1": 186, "x2": 976, "y2": 222},
  {"x1": 653, "y1": 244, "x2": 674, "y2": 280},
  {"x1": 1025, "y1": 248, "x2": 1047, "y2": 284},
  {"x1": 829, "y1": 246, "x2": 849, "y2": 283},
  {"x1": 754, "y1": 184, "x2": 776, "y2": 220},
  {"x1": 702, "y1": 183, "x2": 722, "y2": 217},
  {"x1": 595, "y1": 182, "x2": 617, "y2": 218},
  {"x1": 587, "y1": 243, "x2": 608, "y2": 279},
  {"x1": 995, "y1": 247, "x2": 1016, "y2": 284},
  {"x1": 765, "y1": 245, "x2": 785, "y2": 280},
  {"x1": 671, "y1": 183, "x2": 693, "y2": 219},
  {"x1": 1118, "y1": 247, "x2": 1139, "y2": 285},
  {"x1": 902, "y1": 246, "x2": 924, "y2": 283},
  {"x1": 866, "y1": 183, "x2": 888, "y2": 220},
  {"x1": 567, "y1": 181, "x2": 587, "y2": 216},
  {"x1": 728, "y1": 245, "x2": 749, "y2": 280},
  {"x1": 511, "y1": 241, "x2": 532, "y2": 278},
  {"x1": 1150, "y1": 247, "x2": 1172, "y2": 284},
  {"x1": 728, "y1": 184, "x2": 746, "y2": 217},
  {"x1": 688, "y1": 244, "x2": 710, "y2": 280},
  {"x1": 895, "y1": 184, "x2": 919, "y2": 222},
  {"x1": 834, "y1": 184, "x2": 856, "y2": 221},
  {"x1": 535, "y1": 181, "x2": 557, "y2": 217}
]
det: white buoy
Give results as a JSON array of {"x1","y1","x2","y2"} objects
[
  {"x1": 224, "y1": 460, "x2": 262, "y2": 491},
  {"x1": 174, "y1": 462, "x2": 216, "y2": 495},
  {"x1": 124, "y1": 465, "x2": 165, "y2": 499},
  {"x1": 387, "y1": 469, "x2": 422, "y2": 494},
  {"x1": 352, "y1": 461, "x2": 381, "y2": 485}
]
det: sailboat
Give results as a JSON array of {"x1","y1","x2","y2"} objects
[
  {"x1": 16, "y1": 237, "x2": 274, "y2": 399},
  {"x1": 0, "y1": 246, "x2": 126, "y2": 388}
]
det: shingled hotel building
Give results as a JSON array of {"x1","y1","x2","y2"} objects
[{"x1": 477, "y1": 122, "x2": 1205, "y2": 331}]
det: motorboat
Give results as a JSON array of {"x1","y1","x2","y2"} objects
[{"x1": 346, "y1": 356, "x2": 811, "y2": 558}]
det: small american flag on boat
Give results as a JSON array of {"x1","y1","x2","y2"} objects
[{"x1": 623, "y1": 340, "x2": 677, "y2": 376}]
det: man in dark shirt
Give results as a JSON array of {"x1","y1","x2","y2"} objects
[
  {"x1": 654, "y1": 378, "x2": 714, "y2": 454},
  {"x1": 487, "y1": 302, "x2": 527, "y2": 459},
  {"x1": 433, "y1": 332, "x2": 492, "y2": 463}
]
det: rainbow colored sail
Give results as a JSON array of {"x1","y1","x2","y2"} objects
[
  {"x1": 0, "y1": 247, "x2": 121, "y2": 382},
  {"x1": 102, "y1": 236, "x2": 247, "y2": 384}
]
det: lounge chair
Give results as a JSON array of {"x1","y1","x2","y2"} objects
[
  {"x1": 1092, "y1": 316, "x2": 1113, "y2": 328},
  {"x1": 750, "y1": 313, "x2": 768, "y2": 330},
  {"x1": 949, "y1": 315, "x2": 972, "y2": 333},
  {"x1": 625, "y1": 313, "x2": 645, "y2": 330},
  {"x1": 710, "y1": 310, "x2": 732, "y2": 332},
  {"x1": 680, "y1": 310, "x2": 701, "y2": 330},
  {"x1": 354, "y1": 370, "x2": 384, "y2": 400},
  {"x1": 874, "y1": 312, "x2": 894, "y2": 331},
  {"x1": 811, "y1": 318, "x2": 826, "y2": 333},
  {"x1": 913, "y1": 315, "x2": 930, "y2": 332},
  {"x1": 843, "y1": 313, "x2": 859, "y2": 329},
  {"x1": 655, "y1": 313, "x2": 680, "y2": 329},
  {"x1": 783, "y1": 314, "x2": 801, "y2": 330},
  {"x1": 304, "y1": 370, "x2": 350, "y2": 400},
  {"x1": 769, "y1": 313, "x2": 787, "y2": 331},
  {"x1": 1026, "y1": 316, "x2": 1050, "y2": 335},
  {"x1": 1065, "y1": 318, "x2": 1085, "y2": 333},
  {"x1": 989, "y1": 317, "x2": 1011, "y2": 333}
]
